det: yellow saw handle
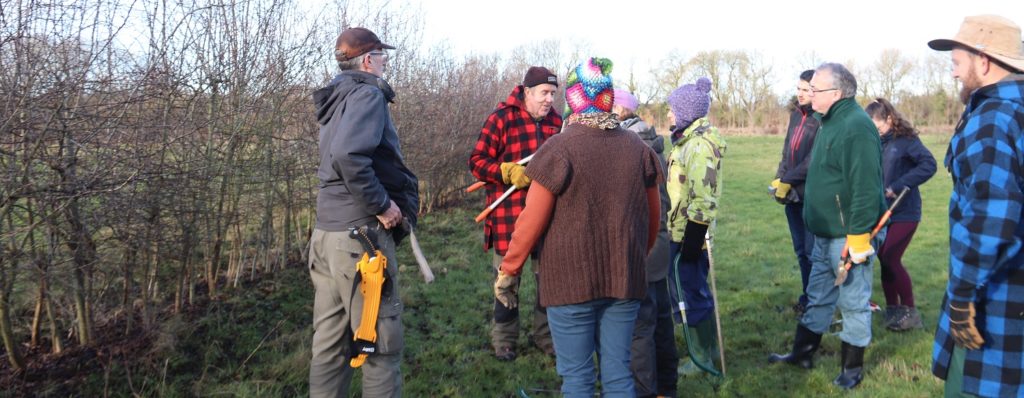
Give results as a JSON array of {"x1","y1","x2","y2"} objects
[{"x1": 349, "y1": 250, "x2": 387, "y2": 368}]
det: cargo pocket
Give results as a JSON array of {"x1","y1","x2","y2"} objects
[{"x1": 374, "y1": 293, "x2": 404, "y2": 354}]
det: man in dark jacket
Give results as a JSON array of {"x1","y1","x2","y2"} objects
[
  {"x1": 769, "y1": 63, "x2": 885, "y2": 390},
  {"x1": 928, "y1": 15, "x2": 1024, "y2": 398},
  {"x1": 469, "y1": 67, "x2": 562, "y2": 361},
  {"x1": 308, "y1": 27, "x2": 418, "y2": 398},
  {"x1": 772, "y1": 69, "x2": 821, "y2": 317}
]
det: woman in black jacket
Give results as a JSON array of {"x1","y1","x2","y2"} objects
[{"x1": 865, "y1": 98, "x2": 937, "y2": 331}]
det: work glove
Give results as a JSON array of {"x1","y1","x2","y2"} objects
[
  {"x1": 949, "y1": 300, "x2": 984, "y2": 349},
  {"x1": 500, "y1": 162, "x2": 531, "y2": 189},
  {"x1": 768, "y1": 179, "x2": 783, "y2": 204},
  {"x1": 493, "y1": 271, "x2": 520, "y2": 309},
  {"x1": 775, "y1": 182, "x2": 792, "y2": 201},
  {"x1": 679, "y1": 221, "x2": 709, "y2": 263},
  {"x1": 846, "y1": 233, "x2": 874, "y2": 264}
]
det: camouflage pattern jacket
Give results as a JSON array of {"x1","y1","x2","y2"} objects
[{"x1": 667, "y1": 117, "x2": 726, "y2": 242}]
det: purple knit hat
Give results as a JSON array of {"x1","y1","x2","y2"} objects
[
  {"x1": 613, "y1": 88, "x2": 639, "y2": 112},
  {"x1": 564, "y1": 57, "x2": 614, "y2": 116},
  {"x1": 668, "y1": 77, "x2": 712, "y2": 127}
]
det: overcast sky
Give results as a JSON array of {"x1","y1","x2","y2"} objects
[{"x1": 414, "y1": 0, "x2": 1023, "y2": 97}]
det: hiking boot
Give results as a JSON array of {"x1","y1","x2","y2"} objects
[
  {"x1": 494, "y1": 345, "x2": 516, "y2": 361},
  {"x1": 882, "y1": 306, "x2": 902, "y2": 328},
  {"x1": 888, "y1": 306, "x2": 923, "y2": 331},
  {"x1": 533, "y1": 341, "x2": 555, "y2": 358}
]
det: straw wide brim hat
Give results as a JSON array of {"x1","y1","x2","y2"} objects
[{"x1": 929, "y1": 14, "x2": 1024, "y2": 73}]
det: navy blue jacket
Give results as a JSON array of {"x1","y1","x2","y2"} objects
[{"x1": 880, "y1": 133, "x2": 936, "y2": 222}]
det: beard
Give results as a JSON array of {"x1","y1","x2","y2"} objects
[{"x1": 959, "y1": 64, "x2": 983, "y2": 105}]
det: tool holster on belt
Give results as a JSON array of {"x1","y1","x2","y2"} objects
[{"x1": 348, "y1": 226, "x2": 387, "y2": 368}]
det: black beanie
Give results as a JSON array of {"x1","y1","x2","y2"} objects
[{"x1": 523, "y1": 66, "x2": 558, "y2": 88}]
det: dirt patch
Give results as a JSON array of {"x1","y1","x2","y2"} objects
[{"x1": 0, "y1": 314, "x2": 155, "y2": 396}]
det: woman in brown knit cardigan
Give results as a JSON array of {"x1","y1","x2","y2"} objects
[{"x1": 496, "y1": 57, "x2": 663, "y2": 397}]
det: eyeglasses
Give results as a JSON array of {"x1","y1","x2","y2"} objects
[
  {"x1": 810, "y1": 87, "x2": 838, "y2": 94},
  {"x1": 368, "y1": 51, "x2": 388, "y2": 59}
]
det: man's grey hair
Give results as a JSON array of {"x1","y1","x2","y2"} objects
[
  {"x1": 817, "y1": 62, "x2": 858, "y2": 99},
  {"x1": 338, "y1": 53, "x2": 369, "y2": 71}
]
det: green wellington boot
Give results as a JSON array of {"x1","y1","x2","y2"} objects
[{"x1": 679, "y1": 317, "x2": 719, "y2": 377}]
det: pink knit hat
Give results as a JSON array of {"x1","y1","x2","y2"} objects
[
  {"x1": 564, "y1": 57, "x2": 614, "y2": 116},
  {"x1": 613, "y1": 88, "x2": 639, "y2": 112}
]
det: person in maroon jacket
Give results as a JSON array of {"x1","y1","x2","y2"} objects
[
  {"x1": 770, "y1": 69, "x2": 820, "y2": 318},
  {"x1": 469, "y1": 66, "x2": 562, "y2": 361}
]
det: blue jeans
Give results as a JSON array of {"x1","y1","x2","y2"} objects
[
  {"x1": 548, "y1": 298, "x2": 641, "y2": 398},
  {"x1": 799, "y1": 235, "x2": 875, "y2": 347},
  {"x1": 785, "y1": 202, "x2": 814, "y2": 306}
]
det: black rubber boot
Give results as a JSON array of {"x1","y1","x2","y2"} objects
[
  {"x1": 768, "y1": 324, "x2": 822, "y2": 369},
  {"x1": 833, "y1": 341, "x2": 865, "y2": 389}
]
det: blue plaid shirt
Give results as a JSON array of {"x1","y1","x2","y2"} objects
[{"x1": 933, "y1": 75, "x2": 1024, "y2": 398}]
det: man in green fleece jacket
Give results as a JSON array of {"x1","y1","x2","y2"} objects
[{"x1": 769, "y1": 63, "x2": 885, "y2": 390}]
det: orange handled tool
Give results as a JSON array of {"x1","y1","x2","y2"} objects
[
  {"x1": 834, "y1": 187, "x2": 910, "y2": 285},
  {"x1": 474, "y1": 186, "x2": 517, "y2": 222}
]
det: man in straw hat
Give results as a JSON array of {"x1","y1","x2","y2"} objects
[
  {"x1": 308, "y1": 26, "x2": 418, "y2": 397},
  {"x1": 928, "y1": 14, "x2": 1024, "y2": 398}
]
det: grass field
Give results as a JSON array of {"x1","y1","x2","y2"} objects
[
  {"x1": 392, "y1": 132, "x2": 955, "y2": 397},
  {"x1": 36, "y1": 134, "x2": 954, "y2": 397}
]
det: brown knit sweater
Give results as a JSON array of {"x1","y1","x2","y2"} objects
[{"x1": 522, "y1": 123, "x2": 663, "y2": 307}]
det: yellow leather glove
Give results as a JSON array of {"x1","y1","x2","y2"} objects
[
  {"x1": 499, "y1": 161, "x2": 532, "y2": 190},
  {"x1": 847, "y1": 233, "x2": 874, "y2": 264},
  {"x1": 493, "y1": 271, "x2": 520, "y2": 309},
  {"x1": 775, "y1": 182, "x2": 791, "y2": 200},
  {"x1": 500, "y1": 162, "x2": 531, "y2": 189}
]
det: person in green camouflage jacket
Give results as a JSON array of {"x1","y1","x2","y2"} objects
[{"x1": 665, "y1": 77, "x2": 727, "y2": 376}]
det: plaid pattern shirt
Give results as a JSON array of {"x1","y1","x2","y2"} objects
[
  {"x1": 468, "y1": 85, "x2": 561, "y2": 255},
  {"x1": 933, "y1": 76, "x2": 1024, "y2": 398}
]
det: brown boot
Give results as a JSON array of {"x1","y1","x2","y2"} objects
[{"x1": 494, "y1": 345, "x2": 516, "y2": 361}]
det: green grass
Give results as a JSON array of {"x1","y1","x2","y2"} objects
[{"x1": 48, "y1": 134, "x2": 953, "y2": 397}]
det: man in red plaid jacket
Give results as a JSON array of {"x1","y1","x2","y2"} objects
[{"x1": 469, "y1": 66, "x2": 562, "y2": 361}]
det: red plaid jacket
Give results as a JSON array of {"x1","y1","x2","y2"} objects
[{"x1": 469, "y1": 85, "x2": 562, "y2": 255}]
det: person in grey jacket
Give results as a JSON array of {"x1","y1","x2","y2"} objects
[
  {"x1": 308, "y1": 27, "x2": 418, "y2": 398},
  {"x1": 615, "y1": 88, "x2": 678, "y2": 397}
]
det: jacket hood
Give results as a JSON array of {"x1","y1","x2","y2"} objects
[
  {"x1": 968, "y1": 74, "x2": 1024, "y2": 112},
  {"x1": 313, "y1": 70, "x2": 395, "y2": 126},
  {"x1": 621, "y1": 117, "x2": 663, "y2": 154},
  {"x1": 497, "y1": 85, "x2": 529, "y2": 113},
  {"x1": 671, "y1": 117, "x2": 726, "y2": 154}
]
